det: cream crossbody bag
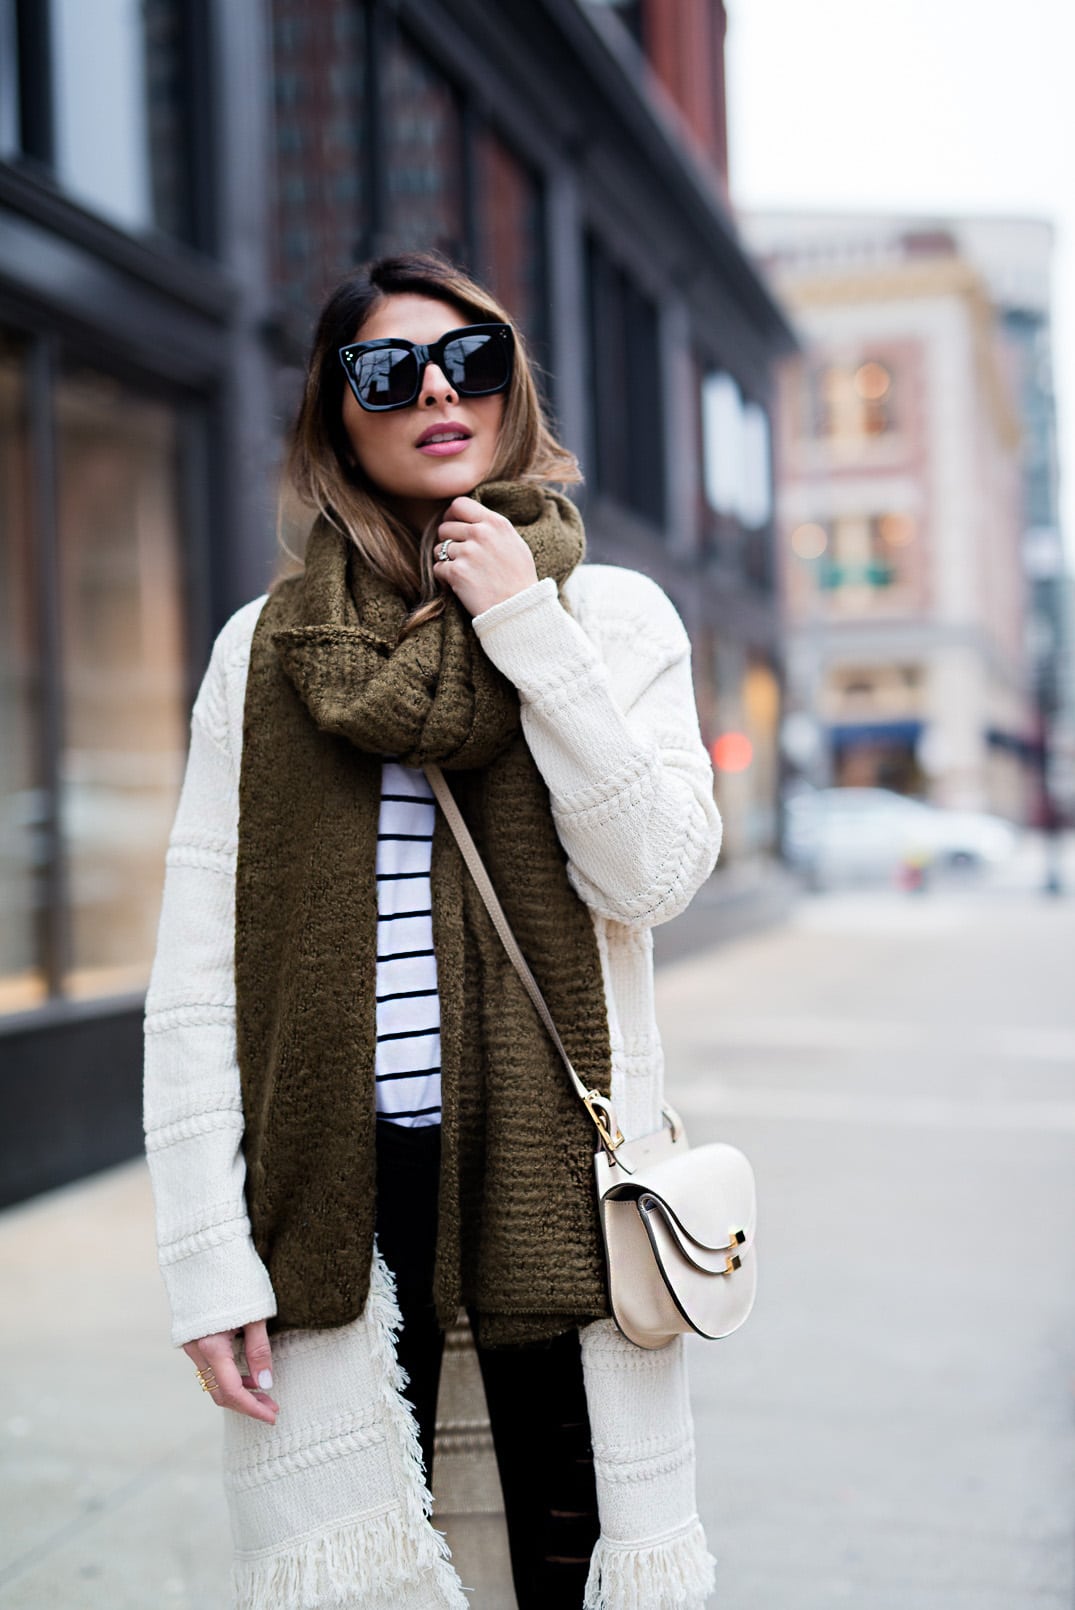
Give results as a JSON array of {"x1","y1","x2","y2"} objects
[{"x1": 425, "y1": 764, "x2": 758, "y2": 1351}]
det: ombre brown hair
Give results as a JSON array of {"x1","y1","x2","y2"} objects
[{"x1": 279, "y1": 249, "x2": 581, "y2": 634}]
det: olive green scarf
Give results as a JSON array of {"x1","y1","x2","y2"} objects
[{"x1": 235, "y1": 481, "x2": 613, "y2": 1347}]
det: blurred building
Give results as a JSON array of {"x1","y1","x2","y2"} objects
[
  {"x1": 744, "y1": 211, "x2": 1053, "y2": 820},
  {"x1": 0, "y1": 0, "x2": 792, "y2": 1203}
]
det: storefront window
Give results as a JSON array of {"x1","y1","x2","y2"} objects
[
  {"x1": 55, "y1": 367, "x2": 187, "y2": 1001},
  {"x1": 0, "y1": 334, "x2": 45, "y2": 1012}
]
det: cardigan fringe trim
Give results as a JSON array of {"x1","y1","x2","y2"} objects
[
  {"x1": 231, "y1": 1512, "x2": 463, "y2": 1610},
  {"x1": 582, "y1": 1516, "x2": 716, "y2": 1610},
  {"x1": 227, "y1": 1247, "x2": 467, "y2": 1610}
]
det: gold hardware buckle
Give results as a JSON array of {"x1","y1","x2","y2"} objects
[{"x1": 584, "y1": 1092, "x2": 624, "y2": 1153}]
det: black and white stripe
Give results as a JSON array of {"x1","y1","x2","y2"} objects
[{"x1": 375, "y1": 762, "x2": 441, "y2": 1127}]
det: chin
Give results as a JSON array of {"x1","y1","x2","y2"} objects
[{"x1": 422, "y1": 462, "x2": 493, "y2": 496}]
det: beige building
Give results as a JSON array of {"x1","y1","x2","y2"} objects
[{"x1": 745, "y1": 214, "x2": 1034, "y2": 819}]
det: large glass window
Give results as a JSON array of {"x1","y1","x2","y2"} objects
[
  {"x1": 0, "y1": 334, "x2": 44, "y2": 1012},
  {"x1": 701, "y1": 371, "x2": 771, "y2": 528},
  {"x1": 695, "y1": 359, "x2": 774, "y2": 587},
  {"x1": 55, "y1": 366, "x2": 188, "y2": 1000},
  {"x1": 14, "y1": 0, "x2": 199, "y2": 241},
  {"x1": 585, "y1": 235, "x2": 665, "y2": 525},
  {"x1": 0, "y1": 334, "x2": 189, "y2": 1016}
]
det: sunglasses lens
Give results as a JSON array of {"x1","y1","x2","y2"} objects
[
  {"x1": 350, "y1": 347, "x2": 420, "y2": 409},
  {"x1": 443, "y1": 331, "x2": 510, "y2": 395}
]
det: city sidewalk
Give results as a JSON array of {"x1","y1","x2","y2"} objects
[
  {"x1": 6, "y1": 847, "x2": 1075, "y2": 1608},
  {"x1": 0, "y1": 1161, "x2": 234, "y2": 1609},
  {"x1": 0, "y1": 1157, "x2": 518, "y2": 1610},
  {"x1": 0, "y1": 852, "x2": 796, "y2": 1610}
]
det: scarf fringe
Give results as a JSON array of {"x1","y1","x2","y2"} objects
[
  {"x1": 583, "y1": 1517, "x2": 716, "y2": 1610},
  {"x1": 231, "y1": 1247, "x2": 468, "y2": 1610}
]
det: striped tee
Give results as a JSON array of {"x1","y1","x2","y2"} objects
[{"x1": 374, "y1": 761, "x2": 441, "y2": 1127}]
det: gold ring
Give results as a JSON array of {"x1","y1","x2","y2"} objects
[{"x1": 195, "y1": 1366, "x2": 220, "y2": 1393}]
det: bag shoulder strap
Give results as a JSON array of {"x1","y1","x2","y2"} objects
[{"x1": 424, "y1": 762, "x2": 620, "y2": 1146}]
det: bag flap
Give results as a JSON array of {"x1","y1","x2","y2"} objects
[{"x1": 608, "y1": 1140, "x2": 756, "y2": 1252}]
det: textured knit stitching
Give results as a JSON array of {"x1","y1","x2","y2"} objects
[
  {"x1": 222, "y1": 1405, "x2": 381, "y2": 1471},
  {"x1": 236, "y1": 484, "x2": 613, "y2": 1345},
  {"x1": 143, "y1": 536, "x2": 723, "y2": 1610},
  {"x1": 224, "y1": 1426, "x2": 389, "y2": 1492},
  {"x1": 144, "y1": 1003, "x2": 235, "y2": 1034},
  {"x1": 159, "y1": 1214, "x2": 252, "y2": 1264},
  {"x1": 592, "y1": 1448, "x2": 696, "y2": 1485},
  {"x1": 146, "y1": 1108, "x2": 244, "y2": 1151},
  {"x1": 166, "y1": 844, "x2": 235, "y2": 874}
]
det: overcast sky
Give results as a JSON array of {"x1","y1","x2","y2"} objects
[{"x1": 724, "y1": 0, "x2": 1074, "y2": 559}]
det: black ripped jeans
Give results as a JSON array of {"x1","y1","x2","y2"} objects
[{"x1": 374, "y1": 1118, "x2": 601, "y2": 1610}]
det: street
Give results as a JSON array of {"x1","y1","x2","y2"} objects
[
  {"x1": 674, "y1": 851, "x2": 1075, "y2": 1609},
  {"x1": 2, "y1": 848, "x2": 1074, "y2": 1608}
]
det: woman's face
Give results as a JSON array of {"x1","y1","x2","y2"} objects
[{"x1": 342, "y1": 293, "x2": 506, "y2": 533}]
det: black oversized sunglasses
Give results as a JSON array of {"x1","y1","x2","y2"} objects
[{"x1": 338, "y1": 322, "x2": 515, "y2": 412}]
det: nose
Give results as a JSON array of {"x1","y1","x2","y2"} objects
[{"x1": 418, "y1": 361, "x2": 457, "y2": 407}]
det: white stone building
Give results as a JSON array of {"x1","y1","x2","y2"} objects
[{"x1": 745, "y1": 212, "x2": 1036, "y2": 819}]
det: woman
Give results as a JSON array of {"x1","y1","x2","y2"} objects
[{"x1": 144, "y1": 250, "x2": 723, "y2": 1610}]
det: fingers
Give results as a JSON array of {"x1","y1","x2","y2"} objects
[
  {"x1": 432, "y1": 531, "x2": 468, "y2": 564},
  {"x1": 432, "y1": 507, "x2": 537, "y2": 614},
  {"x1": 433, "y1": 512, "x2": 518, "y2": 567},
  {"x1": 189, "y1": 1331, "x2": 278, "y2": 1425},
  {"x1": 443, "y1": 494, "x2": 485, "y2": 521},
  {"x1": 436, "y1": 508, "x2": 514, "y2": 548},
  {"x1": 241, "y1": 1320, "x2": 279, "y2": 1409},
  {"x1": 435, "y1": 518, "x2": 478, "y2": 543}
]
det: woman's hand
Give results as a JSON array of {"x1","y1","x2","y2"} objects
[
  {"x1": 182, "y1": 1318, "x2": 278, "y2": 1424},
  {"x1": 433, "y1": 495, "x2": 539, "y2": 617}
]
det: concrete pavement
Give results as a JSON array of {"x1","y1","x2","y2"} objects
[
  {"x1": 671, "y1": 848, "x2": 1075, "y2": 1608},
  {"x1": 0, "y1": 1158, "x2": 517, "y2": 1609},
  {"x1": 3, "y1": 840, "x2": 1074, "y2": 1607}
]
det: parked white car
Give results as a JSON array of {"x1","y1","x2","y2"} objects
[{"x1": 783, "y1": 787, "x2": 1018, "y2": 886}]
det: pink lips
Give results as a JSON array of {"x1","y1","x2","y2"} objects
[
  {"x1": 415, "y1": 422, "x2": 472, "y2": 454},
  {"x1": 418, "y1": 438, "x2": 471, "y2": 456}
]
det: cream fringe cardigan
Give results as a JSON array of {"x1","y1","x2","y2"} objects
[{"x1": 143, "y1": 563, "x2": 723, "y2": 1609}]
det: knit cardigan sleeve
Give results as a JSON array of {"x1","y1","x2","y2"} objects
[
  {"x1": 142, "y1": 603, "x2": 277, "y2": 1347},
  {"x1": 471, "y1": 567, "x2": 722, "y2": 927}
]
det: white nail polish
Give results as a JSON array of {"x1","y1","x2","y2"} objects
[{"x1": 258, "y1": 1370, "x2": 273, "y2": 1391}]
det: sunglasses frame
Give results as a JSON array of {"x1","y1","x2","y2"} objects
[{"x1": 337, "y1": 321, "x2": 515, "y2": 412}]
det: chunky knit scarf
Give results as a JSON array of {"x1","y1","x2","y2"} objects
[{"x1": 235, "y1": 480, "x2": 613, "y2": 1347}]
